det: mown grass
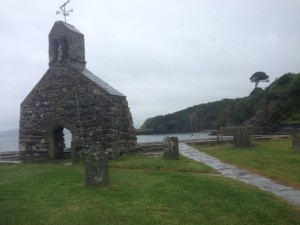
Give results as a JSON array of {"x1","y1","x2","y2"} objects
[
  {"x1": 192, "y1": 138, "x2": 300, "y2": 188},
  {"x1": 109, "y1": 153, "x2": 217, "y2": 174},
  {"x1": 0, "y1": 152, "x2": 300, "y2": 225}
]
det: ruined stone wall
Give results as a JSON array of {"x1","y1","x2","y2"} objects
[{"x1": 19, "y1": 65, "x2": 137, "y2": 159}]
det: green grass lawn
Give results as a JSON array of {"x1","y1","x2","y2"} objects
[
  {"x1": 192, "y1": 138, "x2": 300, "y2": 188},
  {"x1": 0, "y1": 152, "x2": 300, "y2": 225},
  {"x1": 109, "y1": 152, "x2": 217, "y2": 173}
]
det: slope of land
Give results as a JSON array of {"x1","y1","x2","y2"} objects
[{"x1": 140, "y1": 72, "x2": 300, "y2": 133}]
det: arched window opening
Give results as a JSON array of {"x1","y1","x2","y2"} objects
[
  {"x1": 56, "y1": 38, "x2": 68, "y2": 61},
  {"x1": 51, "y1": 40, "x2": 59, "y2": 62},
  {"x1": 62, "y1": 38, "x2": 69, "y2": 60}
]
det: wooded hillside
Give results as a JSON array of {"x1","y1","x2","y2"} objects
[{"x1": 140, "y1": 72, "x2": 300, "y2": 133}]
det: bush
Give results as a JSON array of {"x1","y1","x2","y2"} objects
[
  {"x1": 289, "y1": 75, "x2": 300, "y2": 96},
  {"x1": 276, "y1": 73, "x2": 293, "y2": 86}
]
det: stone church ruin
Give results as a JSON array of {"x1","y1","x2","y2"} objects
[{"x1": 19, "y1": 21, "x2": 137, "y2": 159}]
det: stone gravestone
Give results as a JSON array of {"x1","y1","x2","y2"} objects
[
  {"x1": 163, "y1": 137, "x2": 179, "y2": 160},
  {"x1": 292, "y1": 132, "x2": 300, "y2": 151},
  {"x1": 233, "y1": 127, "x2": 252, "y2": 148},
  {"x1": 85, "y1": 145, "x2": 109, "y2": 186}
]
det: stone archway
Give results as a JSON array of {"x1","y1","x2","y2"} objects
[{"x1": 47, "y1": 122, "x2": 74, "y2": 159}]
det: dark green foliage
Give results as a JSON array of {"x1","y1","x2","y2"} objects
[
  {"x1": 140, "y1": 73, "x2": 300, "y2": 133},
  {"x1": 250, "y1": 71, "x2": 270, "y2": 88},
  {"x1": 276, "y1": 73, "x2": 293, "y2": 86},
  {"x1": 141, "y1": 99, "x2": 236, "y2": 133},
  {"x1": 289, "y1": 75, "x2": 300, "y2": 96},
  {"x1": 249, "y1": 87, "x2": 263, "y2": 95},
  {"x1": 256, "y1": 73, "x2": 300, "y2": 130}
]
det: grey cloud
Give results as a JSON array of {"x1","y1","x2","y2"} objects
[{"x1": 0, "y1": 0, "x2": 300, "y2": 130}]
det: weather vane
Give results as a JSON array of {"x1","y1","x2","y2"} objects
[{"x1": 56, "y1": 0, "x2": 73, "y2": 23}]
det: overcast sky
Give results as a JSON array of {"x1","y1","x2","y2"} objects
[{"x1": 0, "y1": 0, "x2": 300, "y2": 131}]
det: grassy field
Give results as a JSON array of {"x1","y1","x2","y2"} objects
[
  {"x1": 0, "y1": 152, "x2": 300, "y2": 225},
  {"x1": 192, "y1": 138, "x2": 300, "y2": 188}
]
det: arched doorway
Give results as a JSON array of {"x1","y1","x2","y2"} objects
[{"x1": 48, "y1": 124, "x2": 73, "y2": 159}]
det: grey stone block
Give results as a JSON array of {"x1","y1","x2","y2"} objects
[
  {"x1": 163, "y1": 136, "x2": 179, "y2": 160},
  {"x1": 292, "y1": 132, "x2": 300, "y2": 151},
  {"x1": 85, "y1": 145, "x2": 109, "y2": 186}
]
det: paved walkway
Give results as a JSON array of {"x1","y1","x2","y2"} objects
[{"x1": 179, "y1": 143, "x2": 300, "y2": 206}]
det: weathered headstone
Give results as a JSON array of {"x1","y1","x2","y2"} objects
[
  {"x1": 85, "y1": 145, "x2": 109, "y2": 186},
  {"x1": 233, "y1": 127, "x2": 252, "y2": 148},
  {"x1": 163, "y1": 136, "x2": 179, "y2": 160},
  {"x1": 292, "y1": 132, "x2": 300, "y2": 151}
]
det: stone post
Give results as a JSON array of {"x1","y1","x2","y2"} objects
[
  {"x1": 233, "y1": 127, "x2": 252, "y2": 148},
  {"x1": 292, "y1": 132, "x2": 300, "y2": 151},
  {"x1": 85, "y1": 145, "x2": 109, "y2": 186},
  {"x1": 163, "y1": 136, "x2": 179, "y2": 160}
]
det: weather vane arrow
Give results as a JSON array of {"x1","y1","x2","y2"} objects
[{"x1": 56, "y1": 0, "x2": 73, "y2": 23}]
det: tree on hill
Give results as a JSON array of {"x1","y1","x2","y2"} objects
[
  {"x1": 139, "y1": 72, "x2": 300, "y2": 134},
  {"x1": 250, "y1": 71, "x2": 269, "y2": 88}
]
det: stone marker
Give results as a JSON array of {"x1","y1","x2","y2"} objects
[
  {"x1": 163, "y1": 137, "x2": 179, "y2": 160},
  {"x1": 85, "y1": 145, "x2": 109, "y2": 186},
  {"x1": 292, "y1": 132, "x2": 300, "y2": 151},
  {"x1": 233, "y1": 127, "x2": 252, "y2": 148}
]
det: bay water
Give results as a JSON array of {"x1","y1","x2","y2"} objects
[{"x1": 0, "y1": 130, "x2": 216, "y2": 153}]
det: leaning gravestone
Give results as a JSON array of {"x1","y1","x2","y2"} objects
[
  {"x1": 233, "y1": 127, "x2": 252, "y2": 148},
  {"x1": 292, "y1": 132, "x2": 300, "y2": 151},
  {"x1": 85, "y1": 145, "x2": 109, "y2": 186},
  {"x1": 163, "y1": 137, "x2": 179, "y2": 160}
]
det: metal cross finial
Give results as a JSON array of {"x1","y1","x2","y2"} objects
[{"x1": 56, "y1": 0, "x2": 73, "y2": 23}]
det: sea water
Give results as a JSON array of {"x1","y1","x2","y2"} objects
[
  {"x1": 0, "y1": 136, "x2": 19, "y2": 152},
  {"x1": 0, "y1": 131, "x2": 216, "y2": 153},
  {"x1": 137, "y1": 131, "x2": 216, "y2": 143}
]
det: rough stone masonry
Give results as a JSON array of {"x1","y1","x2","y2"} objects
[
  {"x1": 19, "y1": 21, "x2": 137, "y2": 159},
  {"x1": 163, "y1": 136, "x2": 179, "y2": 160}
]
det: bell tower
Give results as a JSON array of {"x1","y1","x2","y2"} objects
[{"x1": 48, "y1": 21, "x2": 86, "y2": 69}]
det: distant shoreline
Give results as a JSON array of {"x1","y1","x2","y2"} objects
[
  {"x1": 0, "y1": 131, "x2": 215, "y2": 153},
  {"x1": 0, "y1": 128, "x2": 19, "y2": 137}
]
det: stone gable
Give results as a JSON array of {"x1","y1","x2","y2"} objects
[{"x1": 19, "y1": 21, "x2": 137, "y2": 159}]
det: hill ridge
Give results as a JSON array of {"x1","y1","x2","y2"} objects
[{"x1": 140, "y1": 72, "x2": 300, "y2": 133}]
